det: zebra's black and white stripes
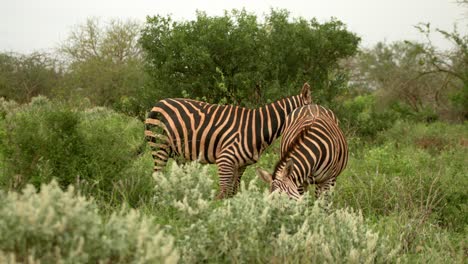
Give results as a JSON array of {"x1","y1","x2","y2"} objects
[
  {"x1": 145, "y1": 83, "x2": 312, "y2": 199},
  {"x1": 256, "y1": 104, "x2": 348, "y2": 200}
]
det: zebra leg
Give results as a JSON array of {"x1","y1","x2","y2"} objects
[
  {"x1": 215, "y1": 159, "x2": 238, "y2": 199},
  {"x1": 315, "y1": 178, "x2": 336, "y2": 200},
  {"x1": 232, "y1": 166, "x2": 247, "y2": 195},
  {"x1": 315, "y1": 177, "x2": 336, "y2": 210},
  {"x1": 151, "y1": 147, "x2": 171, "y2": 172},
  {"x1": 145, "y1": 127, "x2": 172, "y2": 173}
]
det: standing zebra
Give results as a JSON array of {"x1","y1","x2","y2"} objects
[
  {"x1": 256, "y1": 104, "x2": 348, "y2": 200},
  {"x1": 145, "y1": 83, "x2": 312, "y2": 199}
]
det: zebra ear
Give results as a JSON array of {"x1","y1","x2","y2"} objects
[
  {"x1": 301, "y1": 82, "x2": 312, "y2": 104},
  {"x1": 282, "y1": 159, "x2": 294, "y2": 178},
  {"x1": 256, "y1": 168, "x2": 273, "y2": 184}
]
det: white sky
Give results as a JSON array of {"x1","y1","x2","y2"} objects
[{"x1": 0, "y1": 0, "x2": 466, "y2": 53}]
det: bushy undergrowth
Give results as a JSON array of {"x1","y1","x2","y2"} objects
[
  {"x1": 151, "y1": 162, "x2": 216, "y2": 218},
  {"x1": 334, "y1": 121, "x2": 468, "y2": 231},
  {"x1": 378, "y1": 120, "x2": 468, "y2": 153},
  {"x1": 0, "y1": 99, "x2": 466, "y2": 263},
  {"x1": 329, "y1": 121, "x2": 467, "y2": 261},
  {"x1": 181, "y1": 189, "x2": 399, "y2": 263},
  {"x1": 0, "y1": 181, "x2": 178, "y2": 264},
  {"x1": 0, "y1": 97, "x2": 154, "y2": 206},
  {"x1": 147, "y1": 162, "x2": 400, "y2": 263}
]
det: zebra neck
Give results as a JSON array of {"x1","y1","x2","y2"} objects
[{"x1": 254, "y1": 95, "x2": 303, "y2": 146}]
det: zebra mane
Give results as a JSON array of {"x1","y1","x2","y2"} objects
[{"x1": 271, "y1": 126, "x2": 310, "y2": 180}]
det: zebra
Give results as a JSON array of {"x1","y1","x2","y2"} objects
[
  {"x1": 145, "y1": 83, "x2": 312, "y2": 199},
  {"x1": 256, "y1": 104, "x2": 348, "y2": 200}
]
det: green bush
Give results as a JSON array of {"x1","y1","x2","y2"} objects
[
  {"x1": 0, "y1": 97, "x2": 19, "y2": 119},
  {"x1": 141, "y1": 9, "x2": 360, "y2": 107},
  {"x1": 182, "y1": 191, "x2": 399, "y2": 263},
  {"x1": 1, "y1": 97, "x2": 153, "y2": 205},
  {"x1": 148, "y1": 162, "x2": 399, "y2": 263},
  {"x1": 337, "y1": 94, "x2": 398, "y2": 137},
  {"x1": 2, "y1": 96, "x2": 82, "y2": 188},
  {"x1": 0, "y1": 181, "x2": 178, "y2": 263},
  {"x1": 152, "y1": 162, "x2": 217, "y2": 216}
]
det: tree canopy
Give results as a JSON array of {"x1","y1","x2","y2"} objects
[{"x1": 140, "y1": 9, "x2": 360, "y2": 107}]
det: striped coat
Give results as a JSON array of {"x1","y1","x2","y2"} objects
[
  {"x1": 145, "y1": 83, "x2": 312, "y2": 199},
  {"x1": 256, "y1": 104, "x2": 348, "y2": 200}
]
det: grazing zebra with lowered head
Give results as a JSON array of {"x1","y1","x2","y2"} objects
[
  {"x1": 256, "y1": 104, "x2": 348, "y2": 200},
  {"x1": 145, "y1": 83, "x2": 312, "y2": 199}
]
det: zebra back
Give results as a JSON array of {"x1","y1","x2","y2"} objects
[{"x1": 145, "y1": 83, "x2": 312, "y2": 170}]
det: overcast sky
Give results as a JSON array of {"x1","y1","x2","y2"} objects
[{"x1": 1, "y1": 0, "x2": 466, "y2": 53}]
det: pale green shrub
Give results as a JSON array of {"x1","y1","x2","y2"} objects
[
  {"x1": 0, "y1": 97, "x2": 19, "y2": 119},
  {"x1": 172, "y1": 174, "x2": 400, "y2": 263},
  {"x1": 0, "y1": 181, "x2": 179, "y2": 264},
  {"x1": 152, "y1": 162, "x2": 216, "y2": 217}
]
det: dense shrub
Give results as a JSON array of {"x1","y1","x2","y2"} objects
[
  {"x1": 1, "y1": 96, "x2": 82, "y2": 188},
  {"x1": 0, "y1": 181, "x2": 178, "y2": 263},
  {"x1": 337, "y1": 94, "x2": 398, "y2": 137},
  {"x1": 141, "y1": 9, "x2": 360, "y2": 107},
  {"x1": 148, "y1": 162, "x2": 400, "y2": 263},
  {"x1": 0, "y1": 97, "x2": 153, "y2": 205},
  {"x1": 151, "y1": 162, "x2": 217, "y2": 218},
  {"x1": 182, "y1": 190, "x2": 399, "y2": 263},
  {"x1": 0, "y1": 97, "x2": 19, "y2": 119}
]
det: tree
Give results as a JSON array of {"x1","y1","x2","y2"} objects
[
  {"x1": 0, "y1": 52, "x2": 62, "y2": 103},
  {"x1": 59, "y1": 18, "x2": 149, "y2": 116},
  {"x1": 409, "y1": 23, "x2": 468, "y2": 120},
  {"x1": 140, "y1": 9, "x2": 360, "y2": 107},
  {"x1": 347, "y1": 0, "x2": 467, "y2": 121}
]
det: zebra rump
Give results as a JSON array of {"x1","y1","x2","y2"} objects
[{"x1": 256, "y1": 104, "x2": 348, "y2": 200}]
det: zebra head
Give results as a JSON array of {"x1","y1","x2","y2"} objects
[{"x1": 256, "y1": 159, "x2": 301, "y2": 200}]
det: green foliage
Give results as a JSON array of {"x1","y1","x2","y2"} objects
[
  {"x1": 376, "y1": 120, "x2": 467, "y2": 151},
  {"x1": 412, "y1": 23, "x2": 468, "y2": 120},
  {"x1": 0, "y1": 52, "x2": 62, "y2": 103},
  {"x1": 0, "y1": 97, "x2": 19, "y2": 119},
  {"x1": 1, "y1": 97, "x2": 153, "y2": 206},
  {"x1": 140, "y1": 9, "x2": 360, "y2": 106},
  {"x1": 334, "y1": 121, "x2": 468, "y2": 233},
  {"x1": 58, "y1": 18, "x2": 150, "y2": 118},
  {"x1": 0, "y1": 181, "x2": 179, "y2": 263},
  {"x1": 152, "y1": 162, "x2": 216, "y2": 216},
  {"x1": 148, "y1": 163, "x2": 399, "y2": 263},
  {"x1": 2, "y1": 96, "x2": 82, "y2": 188},
  {"x1": 336, "y1": 94, "x2": 398, "y2": 137},
  {"x1": 1, "y1": 105, "x2": 466, "y2": 262},
  {"x1": 350, "y1": 23, "x2": 468, "y2": 122}
]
